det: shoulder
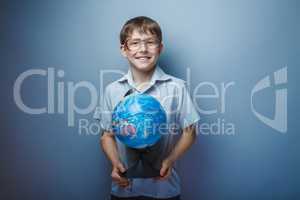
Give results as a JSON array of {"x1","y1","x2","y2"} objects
[
  {"x1": 162, "y1": 73, "x2": 187, "y2": 91},
  {"x1": 104, "y1": 79, "x2": 124, "y2": 95},
  {"x1": 168, "y1": 75, "x2": 186, "y2": 85},
  {"x1": 102, "y1": 79, "x2": 128, "y2": 108}
]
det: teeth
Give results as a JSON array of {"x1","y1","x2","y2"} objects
[
  {"x1": 137, "y1": 57, "x2": 149, "y2": 60},
  {"x1": 136, "y1": 56, "x2": 150, "y2": 58}
]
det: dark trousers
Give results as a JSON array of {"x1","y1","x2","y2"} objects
[{"x1": 111, "y1": 194, "x2": 181, "y2": 200}]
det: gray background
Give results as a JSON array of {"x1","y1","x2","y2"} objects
[{"x1": 1, "y1": 0, "x2": 299, "y2": 199}]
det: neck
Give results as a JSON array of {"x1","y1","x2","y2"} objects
[{"x1": 130, "y1": 66, "x2": 155, "y2": 85}]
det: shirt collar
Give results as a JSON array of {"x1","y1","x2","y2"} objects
[{"x1": 117, "y1": 65, "x2": 171, "y2": 84}]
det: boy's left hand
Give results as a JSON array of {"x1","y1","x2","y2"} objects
[{"x1": 156, "y1": 158, "x2": 174, "y2": 181}]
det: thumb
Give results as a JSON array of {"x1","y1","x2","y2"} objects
[
  {"x1": 160, "y1": 163, "x2": 168, "y2": 176},
  {"x1": 116, "y1": 162, "x2": 126, "y2": 173}
]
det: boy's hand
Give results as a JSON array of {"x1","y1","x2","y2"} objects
[
  {"x1": 111, "y1": 162, "x2": 130, "y2": 188},
  {"x1": 156, "y1": 158, "x2": 174, "y2": 181},
  {"x1": 156, "y1": 124, "x2": 197, "y2": 181}
]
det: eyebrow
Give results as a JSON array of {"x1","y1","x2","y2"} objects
[{"x1": 129, "y1": 38, "x2": 157, "y2": 41}]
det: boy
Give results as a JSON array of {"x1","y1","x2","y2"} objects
[{"x1": 94, "y1": 16, "x2": 200, "y2": 200}]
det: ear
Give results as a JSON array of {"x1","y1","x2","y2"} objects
[
  {"x1": 158, "y1": 42, "x2": 164, "y2": 54},
  {"x1": 120, "y1": 44, "x2": 127, "y2": 57}
]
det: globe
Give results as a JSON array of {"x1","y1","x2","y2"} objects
[{"x1": 112, "y1": 93, "x2": 167, "y2": 149}]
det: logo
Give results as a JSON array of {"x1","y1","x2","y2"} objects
[
  {"x1": 13, "y1": 66, "x2": 288, "y2": 135},
  {"x1": 251, "y1": 67, "x2": 288, "y2": 133}
]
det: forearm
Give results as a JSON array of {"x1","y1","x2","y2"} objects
[
  {"x1": 166, "y1": 124, "x2": 196, "y2": 163},
  {"x1": 100, "y1": 131, "x2": 121, "y2": 166}
]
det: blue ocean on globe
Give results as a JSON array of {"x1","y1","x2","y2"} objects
[{"x1": 112, "y1": 93, "x2": 167, "y2": 149}]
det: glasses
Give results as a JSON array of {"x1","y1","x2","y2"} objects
[{"x1": 125, "y1": 39, "x2": 160, "y2": 51}]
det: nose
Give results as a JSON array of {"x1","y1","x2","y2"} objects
[{"x1": 139, "y1": 42, "x2": 147, "y2": 52}]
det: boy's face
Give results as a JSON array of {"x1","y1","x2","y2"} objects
[{"x1": 121, "y1": 30, "x2": 163, "y2": 73}]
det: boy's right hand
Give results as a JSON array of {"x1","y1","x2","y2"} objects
[{"x1": 111, "y1": 162, "x2": 130, "y2": 188}]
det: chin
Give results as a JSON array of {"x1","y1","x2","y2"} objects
[{"x1": 131, "y1": 62, "x2": 156, "y2": 72}]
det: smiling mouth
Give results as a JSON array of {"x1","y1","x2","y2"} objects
[{"x1": 135, "y1": 56, "x2": 151, "y2": 61}]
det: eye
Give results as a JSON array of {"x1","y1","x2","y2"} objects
[
  {"x1": 128, "y1": 41, "x2": 139, "y2": 46},
  {"x1": 147, "y1": 40, "x2": 159, "y2": 46}
]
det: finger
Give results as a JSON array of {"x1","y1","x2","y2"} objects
[
  {"x1": 111, "y1": 170, "x2": 121, "y2": 179},
  {"x1": 117, "y1": 163, "x2": 126, "y2": 173},
  {"x1": 116, "y1": 180, "x2": 129, "y2": 186},
  {"x1": 111, "y1": 171, "x2": 130, "y2": 184},
  {"x1": 119, "y1": 183, "x2": 130, "y2": 188},
  {"x1": 119, "y1": 180, "x2": 130, "y2": 186},
  {"x1": 160, "y1": 164, "x2": 168, "y2": 177},
  {"x1": 164, "y1": 168, "x2": 172, "y2": 179},
  {"x1": 114, "y1": 179, "x2": 130, "y2": 188},
  {"x1": 112, "y1": 175, "x2": 128, "y2": 184},
  {"x1": 116, "y1": 179, "x2": 130, "y2": 187},
  {"x1": 111, "y1": 171, "x2": 124, "y2": 182},
  {"x1": 157, "y1": 167, "x2": 172, "y2": 181}
]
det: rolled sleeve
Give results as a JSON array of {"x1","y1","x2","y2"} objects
[
  {"x1": 178, "y1": 84, "x2": 200, "y2": 129},
  {"x1": 93, "y1": 87, "x2": 113, "y2": 133}
]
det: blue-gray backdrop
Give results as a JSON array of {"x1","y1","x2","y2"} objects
[{"x1": 1, "y1": 0, "x2": 299, "y2": 199}]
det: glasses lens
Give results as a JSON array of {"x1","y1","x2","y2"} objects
[{"x1": 127, "y1": 39, "x2": 159, "y2": 51}]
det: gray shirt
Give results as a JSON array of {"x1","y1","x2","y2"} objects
[{"x1": 94, "y1": 66, "x2": 200, "y2": 198}]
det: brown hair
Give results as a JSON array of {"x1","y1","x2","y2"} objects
[{"x1": 120, "y1": 16, "x2": 162, "y2": 45}]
